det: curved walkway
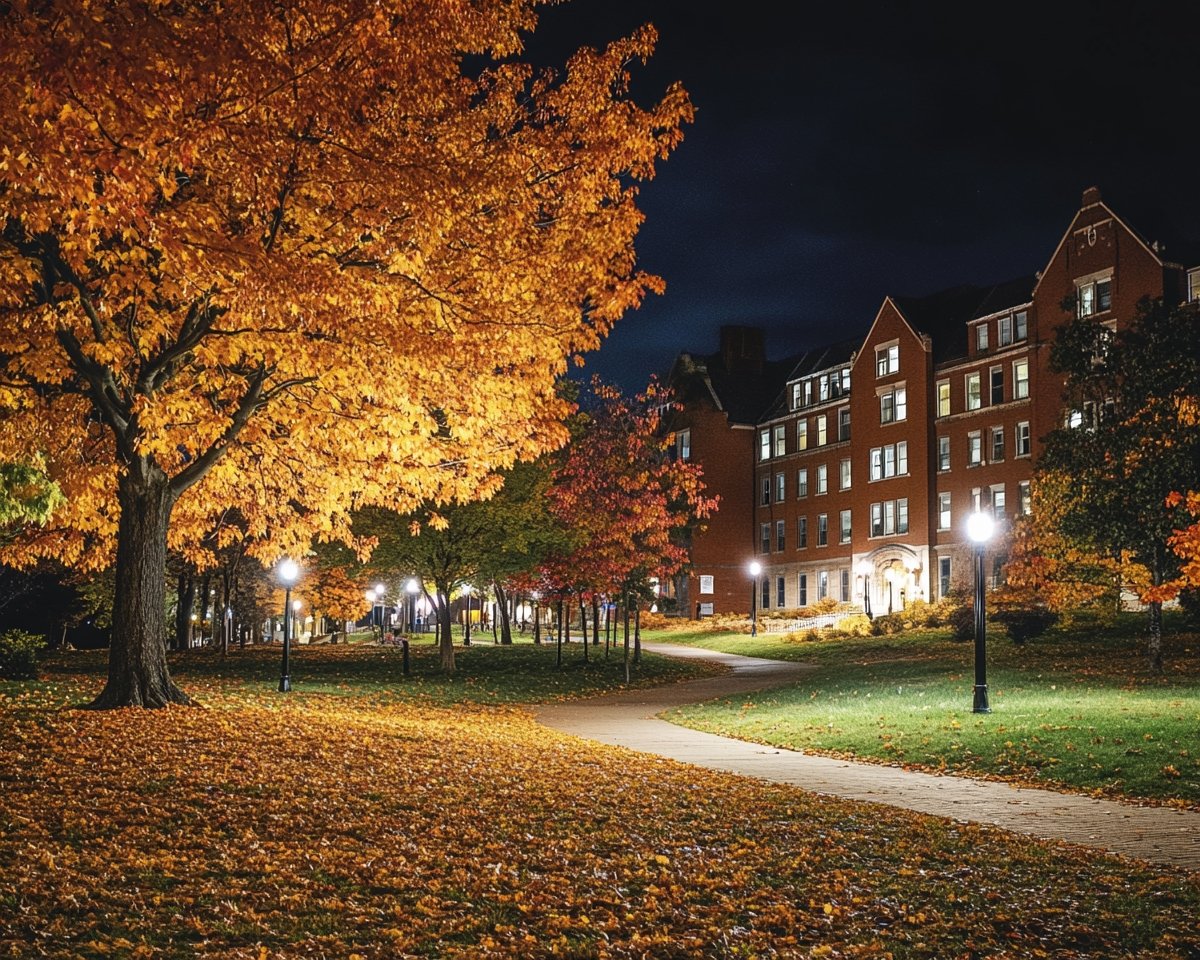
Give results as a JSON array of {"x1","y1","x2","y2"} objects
[{"x1": 534, "y1": 642, "x2": 1200, "y2": 871}]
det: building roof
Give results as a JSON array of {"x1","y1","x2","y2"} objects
[
  {"x1": 666, "y1": 349, "x2": 796, "y2": 426},
  {"x1": 757, "y1": 336, "x2": 860, "y2": 421},
  {"x1": 894, "y1": 274, "x2": 1036, "y2": 365}
]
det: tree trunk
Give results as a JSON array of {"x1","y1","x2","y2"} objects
[
  {"x1": 435, "y1": 583, "x2": 455, "y2": 674},
  {"x1": 592, "y1": 596, "x2": 601, "y2": 647},
  {"x1": 197, "y1": 571, "x2": 211, "y2": 646},
  {"x1": 174, "y1": 569, "x2": 195, "y2": 652},
  {"x1": 622, "y1": 591, "x2": 630, "y2": 684},
  {"x1": 579, "y1": 594, "x2": 588, "y2": 663},
  {"x1": 495, "y1": 581, "x2": 513, "y2": 645},
  {"x1": 556, "y1": 598, "x2": 563, "y2": 667},
  {"x1": 1147, "y1": 600, "x2": 1164, "y2": 673},
  {"x1": 533, "y1": 599, "x2": 541, "y2": 644},
  {"x1": 633, "y1": 602, "x2": 641, "y2": 664},
  {"x1": 90, "y1": 471, "x2": 192, "y2": 709}
]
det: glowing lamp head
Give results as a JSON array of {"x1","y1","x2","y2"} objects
[
  {"x1": 748, "y1": 560, "x2": 762, "y2": 577},
  {"x1": 406, "y1": 578, "x2": 420, "y2": 595},
  {"x1": 855, "y1": 559, "x2": 872, "y2": 576},
  {"x1": 278, "y1": 558, "x2": 299, "y2": 585},
  {"x1": 967, "y1": 512, "x2": 995, "y2": 544}
]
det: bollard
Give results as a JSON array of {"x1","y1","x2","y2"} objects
[{"x1": 401, "y1": 637, "x2": 410, "y2": 676}]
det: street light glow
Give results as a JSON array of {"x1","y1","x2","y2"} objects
[
  {"x1": 967, "y1": 512, "x2": 994, "y2": 544},
  {"x1": 748, "y1": 560, "x2": 762, "y2": 576},
  {"x1": 279, "y1": 558, "x2": 299, "y2": 585}
]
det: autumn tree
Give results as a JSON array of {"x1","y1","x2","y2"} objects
[
  {"x1": 0, "y1": 0, "x2": 691, "y2": 706},
  {"x1": 1037, "y1": 297, "x2": 1200, "y2": 670}
]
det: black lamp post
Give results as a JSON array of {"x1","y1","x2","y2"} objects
[
  {"x1": 462, "y1": 584, "x2": 473, "y2": 646},
  {"x1": 278, "y1": 558, "x2": 299, "y2": 692},
  {"x1": 967, "y1": 512, "x2": 995, "y2": 713},
  {"x1": 405, "y1": 578, "x2": 420, "y2": 633},
  {"x1": 748, "y1": 560, "x2": 762, "y2": 636}
]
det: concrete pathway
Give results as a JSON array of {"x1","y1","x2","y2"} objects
[{"x1": 534, "y1": 642, "x2": 1200, "y2": 871}]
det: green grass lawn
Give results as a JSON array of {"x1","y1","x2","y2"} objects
[
  {"x1": 645, "y1": 615, "x2": 1200, "y2": 808},
  {"x1": 12, "y1": 632, "x2": 718, "y2": 711}
]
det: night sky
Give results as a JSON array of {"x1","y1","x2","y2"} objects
[{"x1": 530, "y1": 0, "x2": 1200, "y2": 394}]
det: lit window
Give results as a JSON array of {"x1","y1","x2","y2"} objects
[
  {"x1": 791, "y1": 383, "x2": 803, "y2": 410},
  {"x1": 816, "y1": 414, "x2": 827, "y2": 446},
  {"x1": 937, "y1": 380, "x2": 951, "y2": 417},
  {"x1": 773, "y1": 424, "x2": 786, "y2": 457},
  {"x1": 876, "y1": 343, "x2": 899, "y2": 377},
  {"x1": 676, "y1": 429, "x2": 691, "y2": 460},
  {"x1": 871, "y1": 442, "x2": 908, "y2": 479},
  {"x1": 992, "y1": 485, "x2": 1006, "y2": 519},
  {"x1": 966, "y1": 373, "x2": 981, "y2": 411},
  {"x1": 839, "y1": 458, "x2": 851, "y2": 490},
  {"x1": 818, "y1": 571, "x2": 829, "y2": 601},
  {"x1": 1019, "y1": 480, "x2": 1032, "y2": 515},
  {"x1": 759, "y1": 430, "x2": 770, "y2": 461},
  {"x1": 1016, "y1": 421, "x2": 1031, "y2": 457},
  {"x1": 797, "y1": 468, "x2": 808, "y2": 498},
  {"x1": 817, "y1": 514, "x2": 828, "y2": 546},
  {"x1": 1013, "y1": 359, "x2": 1029, "y2": 399},
  {"x1": 968, "y1": 431, "x2": 982, "y2": 466},
  {"x1": 998, "y1": 315, "x2": 1012, "y2": 346},
  {"x1": 880, "y1": 385, "x2": 907, "y2": 423},
  {"x1": 869, "y1": 498, "x2": 909, "y2": 536},
  {"x1": 938, "y1": 492, "x2": 951, "y2": 530},
  {"x1": 976, "y1": 323, "x2": 989, "y2": 352},
  {"x1": 816, "y1": 464, "x2": 828, "y2": 495},
  {"x1": 796, "y1": 419, "x2": 808, "y2": 450},
  {"x1": 1077, "y1": 276, "x2": 1112, "y2": 316},
  {"x1": 1190, "y1": 268, "x2": 1200, "y2": 303},
  {"x1": 937, "y1": 436, "x2": 950, "y2": 471}
]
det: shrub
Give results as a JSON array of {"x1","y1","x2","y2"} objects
[
  {"x1": 991, "y1": 606, "x2": 1059, "y2": 645},
  {"x1": 944, "y1": 595, "x2": 975, "y2": 642},
  {"x1": 831, "y1": 613, "x2": 872, "y2": 637},
  {"x1": 1178, "y1": 588, "x2": 1200, "y2": 630},
  {"x1": 0, "y1": 629, "x2": 45, "y2": 679},
  {"x1": 869, "y1": 612, "x2": 906, "y2": 636}
]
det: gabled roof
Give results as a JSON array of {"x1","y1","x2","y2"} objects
[
  {"x1": 666, "y1": 349, "x2": 797, "y2": 426},
  {"x1": 894, "y1": 275, "x2": 1036, "y2": 365}
]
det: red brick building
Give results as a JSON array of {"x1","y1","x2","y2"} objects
[{"x1": 669, "y1": 187, "x2": 1199, "y2": 616}]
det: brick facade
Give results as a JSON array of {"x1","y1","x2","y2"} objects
[{"x1": 667, "y1": 187, "x2": 1197, "y2": 617}]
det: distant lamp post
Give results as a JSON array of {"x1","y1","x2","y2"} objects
[
  {"x1": 365, "y1": 587, "x2": 380, "y2": 641},
  {"x1": 856, "y1": 559, "x2": 873, "y2": 619},
  {"x1": 462, "y1": 584, "x2": 473, "y2": 646},
  {"x1": 376, "y1": 582, "x2": 388, "y2": 635},
  {"x1": 967, "y1": 512, "x2": 995, "y2": 713},
  {"x1": 405, "y1": 578, "x2": 420, "y2": 632},
  {"x1": 883, "y1": 566, "x2": 897, "y2": 615},
  {"x1": 748, "y1": 560, "x2": 762, "y2": 636},
  {"x1": 278, "y1": 559, "x2": 299, "y2": 692}
]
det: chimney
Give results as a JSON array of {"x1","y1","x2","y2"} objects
[
  {"x1": 719, "y1": 325, "x2": 765, "y2": 374},
  {"x1": 1081, "y1": 185, "x2": 1102, "y2": 206}
]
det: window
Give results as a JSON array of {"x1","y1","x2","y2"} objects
[
  {"x1": 938, "y1": 491, "x2": 951, "y2": 530},
  {"x1": 975, "y1": 322, "x2": 989, "y2": 352},
  {"x1": 876, "y1": 343, "x2": 899, "y2": 377},
  {"x1": 939, "y1": 557, "x2": 951, "y2": 599},
  {"x1": 761, "y1": 578, "x2": 770, "y2": 610},
  {"x1": 937, "y1": 379, "x2": 951, "y2": 418},
  {"x1": 818, "y1": 374, "x2": 831, "y2": 402},
  {"x1": 841, "y1": 367, "x2": 851, "y2": 394},
  {"x1": 991, "y1": 427, "x2": 1005, "y2": 463},
  {"x1": 990, "y1": 366, "x2": 1003, "y2": 405},
  {"x1": 1016, "y1": 421, "x2": 1031, "y2": 457},
  {"x1": 870, "y1": 442, "x2": 909, "y2": 480},
  {"x1": 840, "y1": 509, "x2": 851, "y2": 544},
  {"x1": 818, "y1": 571, "x2": 829, "y2": 601},
  {"x1": 1013, "y1": 359, "x2": 1029, "y2": 399},
  {"x1": 971, "y1": 487, "x2": 982, "y2": 511},
  {"x1": 968, "y1": 431, "x2": 982, "y2": 466},
  {"x1": 869, "y1": 498, "x2": 909, "y2": 536},
  {"x1": 791, "y1": 382, "x2": 803, "y2": 410},
  {"x1": 1190, "y1": 268, "x2": 1200, "y2": 303},
  {"x1": 796, "y1": 418, "x2": 808, "y2": 450},
  {"x1": 760, "y1": 523, "x2": 770, "y2": 554},
  {"x1": 776, "y1": 576, "x2": 786, "y2": 608},
  {"x1": 797, "y1": 468, "x2": 809, "y2": 498},
  {"x1": 773, "y1": 424, "x2": 786, "y2": 457},
  {"x1": 817, "y1": 514, "x2": 828, "y2": 546},
  {"x1": 839, "y1": 568, "x2": 849, "y2": 602},
  {"x1": 759, "y1": 429, "x2": 771, "y2": 461},
  {"x1": 1077, "y1": 276, "x2": 1112, "y2": 316},
  {"x1": 966, "y1": 373, "x2": 981, "y2": 411},
  {"x1": 699, "y1": 575, "x2": 714, "y2": 594},
  {"x1": 761, "y1": 476, "x2": 770, "y2": 506},
  {"x1": 673, "y1": 429, "x2": 691, "y2": 460},
  {"x1": 839, "y1": 458, "x2": 851, "y2": 490},
  {"x1": 998, "y1": 314, "x2": 1012, "y2": 346},
  {"x1": 816, "y1": 414, "x2": 828, "y2": 446},
  {"x1": 880, "y1": 385, "x2": 907, "y2": 423},
  {"x1": 1019, "y1": 480, "x2": 1032, "y2": 515},
  {"x1": 797, "y1": 516, "x2": 808, "y2": 548},
  {"x1": 1014, "y1": 310, "x2": 1028, "y2": 341},
  {"x1": 816, "y1": 464, "x2": 828, "y2": 495},
  {"x1": 798, "y1": 573, "x2": 808, "y2": 606},
  {"x1": 776, "y1": 519, "x2": 786, "y2": 552},
  {"x1": 838, "y1": 407, "x2": 851, "y2": 442},
  {"x1": 937, "y1": 435, "x2": 950, "y2": 472},
  {"x1": 991, "y1": 484, "x2": 1006, "y2": 519},
  {"x1": 775, "y1": 472, "x2": 786, "y2": 503}
]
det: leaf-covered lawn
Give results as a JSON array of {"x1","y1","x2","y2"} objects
[
  {"x1": 3, "y1": 686, "x2": 1199, "y2": 958},
  {"x1": 649, "y1": 618, "x2": 1200, "y2": 808}
]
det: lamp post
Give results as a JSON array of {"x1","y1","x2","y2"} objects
[
  {"x1": 883, "y1": 567, "x2": 896, "y2": 615},
  {"x1": 856, "y1": 559, "x2": 872, "y2": 619},
  {"x1": 405, "y1": 578, "x2": 420, "y2": 633},
  {"x1": 967, "y1": 512, "x2": 995, "y2": 713},
  {"x1": 278, "y1": 558, "x2": 299, "y2": 692},
  {"x1": 748, "y1": 560, "x2": 762, "y2": 636}
]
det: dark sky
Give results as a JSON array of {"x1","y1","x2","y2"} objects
[{"x1": 528, "y1": 0, "x2": 1200, "y2": 394}]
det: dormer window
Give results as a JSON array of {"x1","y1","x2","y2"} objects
[
  {"x1": 975, "y1": 323, "x2": 989, "y2": 352},
  {"x1": 1189, "y1": 268, "x2": 1200, "y2": 303}
]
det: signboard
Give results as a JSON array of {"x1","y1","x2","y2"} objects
[
  {"x1": 699, "y1": 602, "x2": 714, "y2": 616},
  {"x1": 699, "y1": 575, "x2": 714, "y2": 595}
]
